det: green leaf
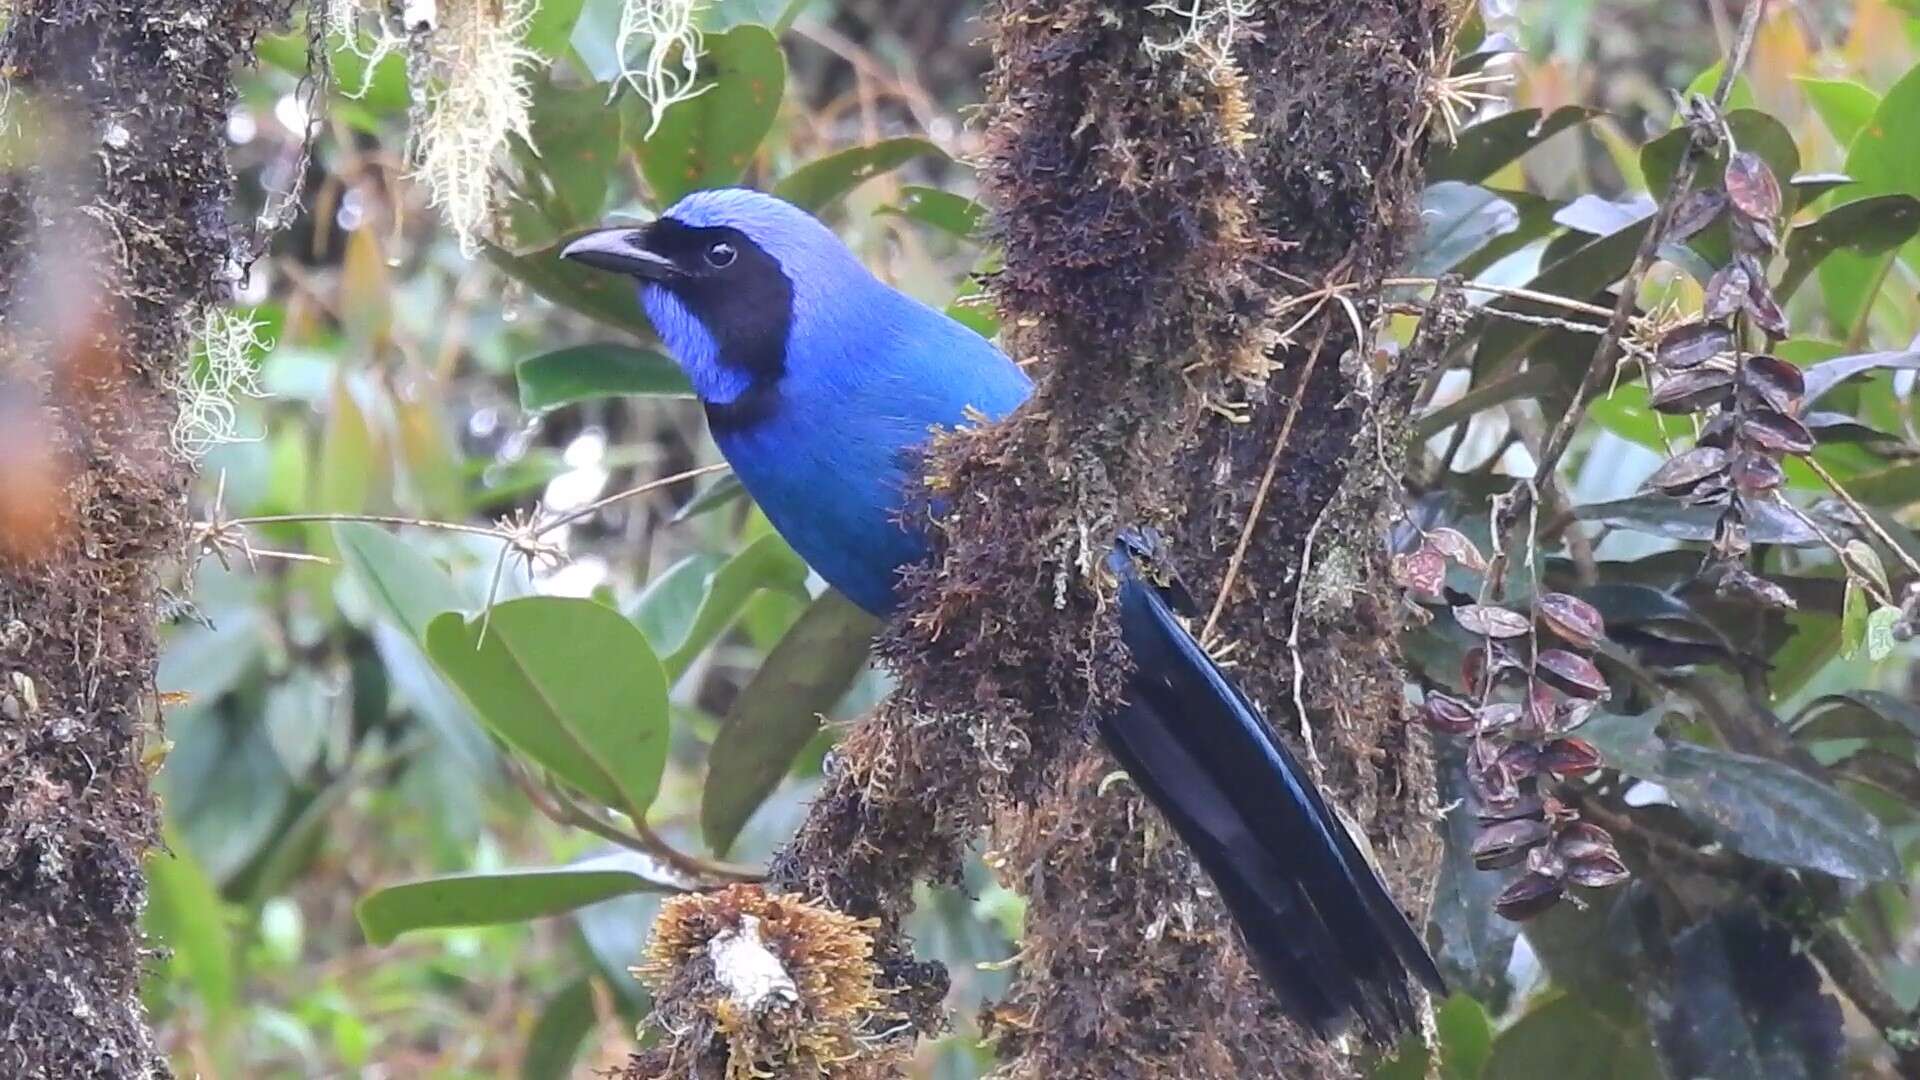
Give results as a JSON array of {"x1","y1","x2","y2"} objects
[
  {"x1": 1575, "y1": 496, "x2": 1818, "y2": 546},
  {"x1": 318, "y1": 374, "x2": 375, "y2": 518},
  {"x1": 1868, "y1": 606, "x2": 1901, "y2": 662},
  {"x1": 880, "y1": 185, "x2": 986, "y2": 239},
  {"x1": 333, "y1": 523, "x2": 470, "y2": 641},
  {"x1": 774, "y1": 138, "x2": 948, "y2": 213},
  {"x1": 1797, "y1": 76, "x2": 1880, "y2": 147},
  {"x1": 525, "y1": 0, "x2": 587, "y2": 57},
  {"x1": 1410, "y1": 182, "x2": 1520, "y2": 277},
  {"x1": 483, "y1": 239, "x2": 653, "y2": 336},
  {"x1": 1820, "y1": 64, "x2": 1920, "y2": 334},
  {"x1": 1437, "y1": 994, "x2": 1495, "y2": 1080},
  {"x1": 1779, "y1": 195, "x2": 1920, "y2": 301},
  {"x1": 640, "y1": 534, "x2": 812, "y2": 679},
  {"x1": 357, "y1": 856, "x2": 681, "y2": 945},
  {"x1": 1471, "y1": 219, "x2": 1645, "y2": 382},
  {"x1": 258, "y1": 25, "x2": 410, "y2": 119},
  {"x1": 516, "y1": 344, "x2": 693, "y2": 413},
  {"x1": 672, "y1": 473, "x2": 749, "y2": 523},
  {"x1": 145, "y1": 829, "x2": 236, "y2": 1020},
  {"x1": 1801, "y1": 346, "x2": 1920, "y2": 406},
  {"x1": 636, "y1": 24, "x2": 786, "y2": 204},
  {"x1": 1428, "y1": 106, "x2": 1599, "y2": 184},
  {"x1": 1641, "y1": 110, "x2": 1802, "y2": 215},
  {"x1": 426, "y1": 597, "x2": 670, "y2": 818},
  {"x1": 702, "y1": 589, "x2": 877, "y2": 855},
  {"x1": 1582, "y1": 711, "x2": 1903, "y2": 881},
  {"x1": 1645, "y1": 911, "x2": 1844, "y2": 1080},
  {"x1": 1428, "y1": 747, "x2": 1520, "y2": 1009},
  {"x1": 514, "y1": 74, "x2": 625, "y2": 235},
  {"x1": 1843, "y1": 580, "x2": 1868, "y2": 659},
  {"x1": 522, "y1": 977, "x2": 599, "y2": 1080},
  {"x1": 629, "y1": 552, "x2": 727, "y2": 650},
  {"x1": 1795, "y1": 690, "x2": 1920, "y2": 742},
  {"x1": 1483, "y1": 993, "x2": 1661, "y2": 1080}
]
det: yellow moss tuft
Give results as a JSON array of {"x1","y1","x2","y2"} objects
[{"x1": 635, "y1": 885, "x2": 900, "y2": 1080}]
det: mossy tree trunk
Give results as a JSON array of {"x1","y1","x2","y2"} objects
[
  {"x1": 630, "y1": 2, "x2": 1450, "y2": 1077},
  {"x1": 0, "y1": 2, "x2": 289, "y2": 1075}
]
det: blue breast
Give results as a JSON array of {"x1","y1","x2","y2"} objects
[{"x1": 710, "y1": 290, "x2": 1032, "y2": 617}]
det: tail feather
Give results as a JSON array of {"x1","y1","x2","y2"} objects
[{"x1": 1100, "y1": 539, "x2": 1445, "y2": 1041}]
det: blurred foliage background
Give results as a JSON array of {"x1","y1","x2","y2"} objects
[{"x1": 143, "y1": 0, "x2": 1920, "y2": 1077}]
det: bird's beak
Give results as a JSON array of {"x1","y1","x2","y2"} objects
[{"x1": 559, "y1": 227, "x2": 681, "y2": 281}]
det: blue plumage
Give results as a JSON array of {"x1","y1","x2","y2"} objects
[{"x1": 561, "y1": 189, "x2": 1442, "y2": 1040}]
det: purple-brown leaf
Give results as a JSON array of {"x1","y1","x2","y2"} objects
[
  {"x1": 1537, "y1": 592, "x2": 1604, "y2": 651},
  {"x1": 1649, "y1": 366, "x2": 1735, "y2": 413},
  {"x1": 1730, "y1": 451, "x2": 1786, "y2": 494},
  {"x1": 1426, "y1": 526, "x2": 1488, "y2": 572},
  {"x1": 1455, "y1": 603, "x2": 1532, "y2": 639},
  {"x1": 1703, "y1": 263, "x2": 1751, "y2": 322},
  {"x1": 1656, "y1": 321, "x2": 1735, "y2": 370},
  {"x1": 1726, "y1": 152, "x2": 1782, "y2": 221},
  {"x1": 1740, "y1": 409, "x2": 1816, "y2": 455},
  {"x1": 1666, "y1": 187, "x2": 1728, "y2": 241},
  {"x1": 1539, "y1": 737, "x2": 1605, "y2": 778},
  {"x1": 1645, "y1": 446, "x2": 1730, "y2": 495},
  {"x1": 1536, "y1": 649, "x2": 1609, "y2": 699},
  {"x1": 1421, "y1": 692, "x2": 1477, "y2": 735},
  {"x1": 1739, "y1": 354, "x2": 1804, "y2": 414}
]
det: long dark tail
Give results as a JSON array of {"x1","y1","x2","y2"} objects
[{"x1": 1099, "y1": 535, "x2": 1445, "y2": 1042}]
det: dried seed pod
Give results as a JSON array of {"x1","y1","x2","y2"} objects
[
  {"x1": 1697, "y1": 413, "x2": 1737, "y2": 450},
  {"x1": 1537, "y1": 649, "x2": 1610, "y2": 700},
  {"x1": 1421, "y1": 692, "x2": 1477, "y2": 735},
  {"x1": 1714, "y1": 566, "x2": 1797, "y2": 610},
  {"x1": 1554, "y1": 822, "x2": 1619, "y2": 861},
  {"x1": 1392, "y1": 546, "x2": 1447, "y2": 599},
  {"x1": 1746, "y1": 277, "x2": 1790, "y2": 337},
  {"x1": 1477, "y1": 791, "x2": 1545, "y2": 825},
  {"x1": 1740, "y1": 409, "x2": 1816, "y2": 455},
  {"x1": 1477, "y1": 701, "x2": 1524, "y2": 733},
  {"x1": 1713, "y1": 514, "x2": 1751, "y2": 561},
  {"x1": 1554, "y1": 697, "x2": 1599, "y2": 734},
  {"x1": 1537, "y1": 592, "x2": 1605, "y2": 651},
  {"x1": 1473, "y1": 818, "x2": 1552, "y2": 870},
  {"x1": 1656, "y1": 321, "x2": 1736, "y2": 370},
  {"x1": 1521, "y1": 680, "x2": 1558, "y2": 739},
  {"x1": 1645, "y1": 446, "x2": 1730, "y2": 495},
  {"x1": 1455, "y1": 603, "x2": 1532, "y2": 639},
  {"x1": 1497, "y1": 741, "x2": 1544, "y2": 779},
  {"x1": 1494, "y1": 871, "x2": 1565, "y2": 921},
  {"x1": 1682, "y1": 474, "x2": 1735, "y2": 508},
  {"x1": 1726, "y1": 151, "x2": 1783, "y2": 221},
  {"x1": 1666, "y1": 187, "x2": 1728, "y2": 241},
  {"x1": 1649, "y1": 366, "x2": 1735, "y2": 413},
  {"x1": 1739, "y1": 354, "x2": 1805, "y2": 414},
  {"x1": 1733, "y1": 213, "x2": 1781, "y2": 255},
  {"x1": 1566, "y1": 853, "x2": 1632, "y2": 889},
  {"x1": 1730, "y1": 451, "x2": 1786, "y2": 494},
  {"x1": 1703, "y1": 263, "x2": 1751, "y2": 321},
  {"x1": 1426, "y1": 527, "x2": 1488, "y2": 572},
  {"x1": 1539, "y1": 737, "x2": 1605, "y2": 778}
]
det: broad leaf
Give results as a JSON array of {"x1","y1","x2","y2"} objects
[
  {"x1": 774, "y1": 138, "x2": 947, "y2": 212},
  {"x1": 1428, "y1": 106, "x2": 1599, "y2": 184},
  {"x1": 1646, "y1": 911, "x2": 1844, "y2": 1080},
  {"x1": 426, "y1": 597, "x2": 670, "y2": 818},
  {"x1": 1641, "y1": 110, "x2": 1802, "y2": 217},
  {"x1": 1819, "y1": 65, "x2": 1920, "y2": 335},
  {"x1": 516, "y1": 344, "x2": 692, "y2": 413},
  {"x1": 634, "y1": 534, "x2": 812, "y2": 679},
  {"x1": 1801, "y1": 347, "x2": 1920, "y2": 407},
  {"x1": 1582, "y1": 711, "x2": 1902, "y2": 881},
  {"x1": 1410, "y1": 182, "x2": 1521, "y2": 277},
  {"x1": 1484, "y1": 993, "x2": 1662, "y2": 1080},
  {"x1": 485, "y1": 239, "x2": 653, "y2": 335},
  {"x1": 702, "y1": 589, "x2": 877, "y2": 855},
  {"x1": 1779, "y1": 195, "x2": 1920, "y2": 301},
  {"x1": 1574, "y1": 495, "x2": 1818, "y2": 545},
  {"x1": 671, "y1": 473, "x2": 749, "y2": 523},
  {"x1": 357, "y1": 855, "x2": 684, "y2": 945},
  {"x1": 1791, "y1": 690, "x2": 1920, "y2": 743},
  {"x1": 1796, "y1": 77, "x2": 1878, "y2": 148},
  {"x1": 636, "y1": 24, "x2": 786, "y2": 204},
  {"x1": 334, "y1": 523, "x2": 471, "y2": 641},
  {"x1": 881, "y1": 185, "x2": 986, "y2": 239},
  {"x1": 522, "y1": 977, "x2": 598, "y2": 1080},
  {"x1": 145, "y1": 830, "x2": 237, "y2": 1021}
]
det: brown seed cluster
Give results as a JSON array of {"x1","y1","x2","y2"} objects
[
  {"x1": 1409, "y1": 566, "x2": 1629, "y2": 920},
  {"x1": 632, "y1": 885, "x2": 900, "y2": 1080}
]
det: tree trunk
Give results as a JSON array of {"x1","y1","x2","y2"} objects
[
  {"x1": 628, "y1": 2, "x2": 1451, "y2": 1076},
  {"x1": 0, "y1": 3, "x2": 289, "y2": 1075}
]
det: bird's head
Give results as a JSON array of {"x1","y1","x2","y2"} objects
[{"x1": 560, "y1": 188, "x2": 868, "y2": 406}]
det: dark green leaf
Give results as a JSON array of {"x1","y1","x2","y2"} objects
[
  {"x1": 1410, "y1": 182, "x2": 1521, "y2": 277},
  {"x1": 642, "y1": 534, "x2": 811, "y2": 679},
  {"x1": 702, "y1": 590, "x2": 877, "y2": 855},
  {"x1": 1437, "y1": 994, "x2": 1495, "y2": 1080},
  {"x1": 775, "y1": 138, "x2": 948, "y2": 213},
  {"x1": 1428, "y1": 747, "x2": 1520, "y2": 1009},
  {"x1": 525, "y1": 0, "x2": 587, "y2": 57},
  {"x1": 880, "y1": 185, "x2": 986, "y2": 239},
  {"x1": 1797, "y1": 77, "x2": 1879, "y2": 147},
  {"x1": 516, "y1": 344, "x2": 693, "y2": 413},
  {"x1": 1819, "y1": 64, "x2": 1920, "y2": 333},
  {"x1": 1472, "y1": 220, "x2": 1645, "y2": 381},
  {"x1": 672, "y1": 473, "x2": 748, "y2": 523},
  {"x1": 357, "y1": 856, "x2": 683, "y2": 945},
  {"x1": 636, "y1": 25, "x2": 786, "y2": 204},
  {"x1": 629, "y1": 552, "x2": 728, "y2": 651},
  {"x1": 334, "y1": 523, "x2": 471, "y2": 641},
  {"x1": 426, "y1": 597, "x2": 670, "y2": 818},
  {"x1": 484, "y1": 240, "x2": 653, "y2": 336},
  {"x1": 1429, "y1": 106, "x2": 1599, "y2": 184},
  {"x1": 1574, "y1": 495, "x2": 1819, "y2": 545},
  {"x1": 1415, "y1": 365, "x2": 1559, "y2": 439},
  {"x1": 514, "y1": 74, "x2": 625, "y2": 234},
  {"x1": 1792, "y1": 690, "x2": 1920, "y2": 742},
  {"x1": 1802, "y1": 347, "x2": 1920, "y2": 407},
  {"x1": 1582, "y1": 711, "x2": 1902, "y2": 880},
  {"x1": 1642, "y1": 110, "x2": 1802, "y2": 217},
  {"x1": 145, "y1": 829, "x2": 236, "y2": 1020},
  {"x1": 1647, "y1": 910, "x2": 1844, "y2": 1080},
  {"x1": 1483, "y1": 993, "x2": 1661, "y2": 1080},
  {"x1": 1779, "y1": 195, "x2": 1920, "y2": 301},
  {"x1": 522, "y1": 977, "x2": 598, "y2": 1080},
  {"x1": 163, "y1": 715, "x2": 294, "y2": 885}
]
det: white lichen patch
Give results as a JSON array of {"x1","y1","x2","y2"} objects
[
  {"x1": 707, "y1": 914, "x2": 801, "y2": 1014},
  {"x1": 612, "y1": 0, "x2": 710, "y2": 137},
  {"x1": 173, "y1": 306, "x2": 270, "y2": 459},
  {"x1": 1144, "y1": 0, "x2": 1254, "y2": 74},
  {"x1": 407, "y1": 0, "x2": 540, "y2": 255}
]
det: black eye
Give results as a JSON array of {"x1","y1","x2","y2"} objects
[{"x1": 704, "y1": 241, "x2": 737, "y2": 268}]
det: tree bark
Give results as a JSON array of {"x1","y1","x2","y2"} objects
[
  {"x1": 0, "y1": 3, "x2": 289, "y2": 1076},
  {"x1": 628, "y1": 2, "x2": 1450, "y2": 1076}
]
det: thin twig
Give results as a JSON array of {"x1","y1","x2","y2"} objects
[{"x1": 1801, "y1": 454, "x2": 1920, "y2": 579}]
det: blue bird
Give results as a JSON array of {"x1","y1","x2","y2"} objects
[{"x1": 562, "y1": 188, "x2": 1445, "y2": 1040}]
